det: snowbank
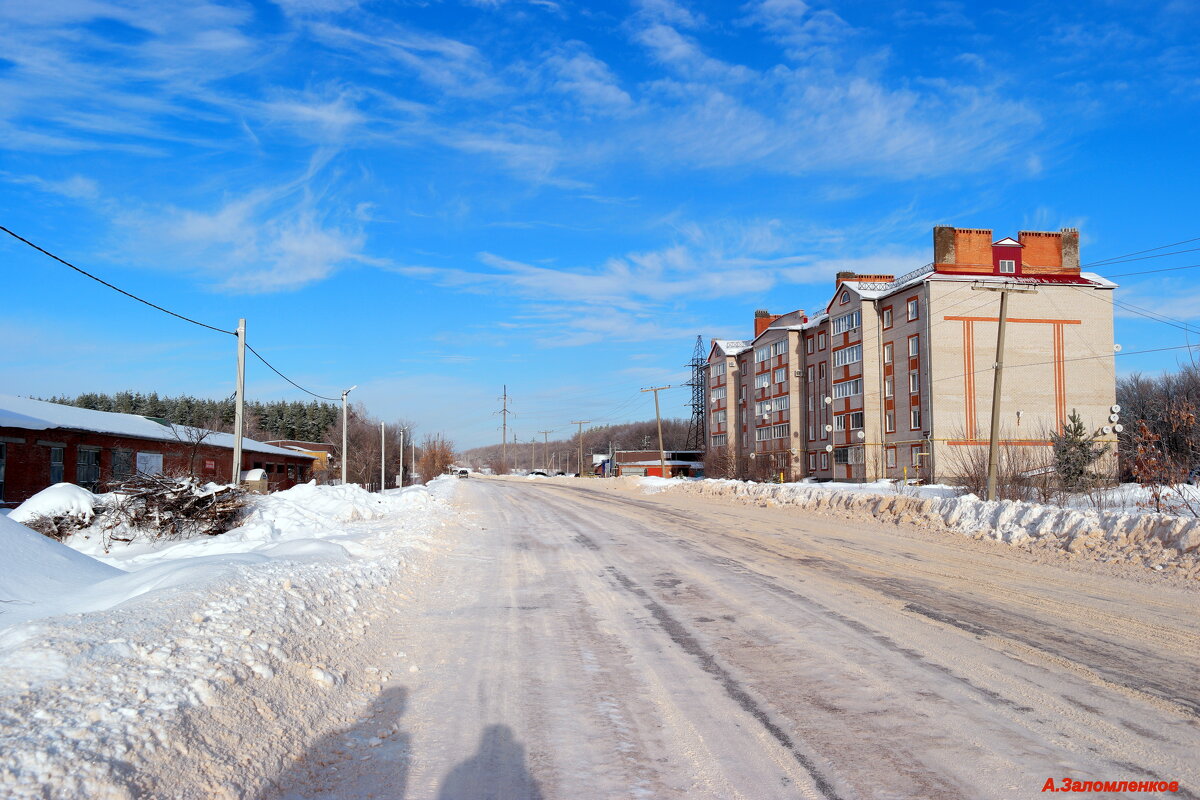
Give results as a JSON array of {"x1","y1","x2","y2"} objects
[
  {"x1": 635, "y1": 478, "x2": 1200, "y2": 578},
  {"x1": 8, "y1": 482, "x2": 98, "y2": 525},
  {"x1": 0, "y1": 479, "x2": 461, "y2": 798}
]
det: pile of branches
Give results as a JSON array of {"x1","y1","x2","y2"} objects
[
  {"x1": 102, "y1": 473, "x2": 248, "y2": 540},
  {"x1": 23, "y1": 512, "x2": 92, "y2": 542}
]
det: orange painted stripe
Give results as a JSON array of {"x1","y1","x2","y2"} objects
[
  {"x1": 947, "y1": 440, "x2": 1054, "y2": 446},
  {"x1": 1053, "y1": 323, "x2": 1065, "y2": 432},
  {"x1": 963, "y1": 320, "x2": 975, "y2": 440},
  {"x1": 944, "y1": 316, "x2": 1081, "y2": 325}
]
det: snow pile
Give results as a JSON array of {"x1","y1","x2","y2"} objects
[
  {"x1": 0, "y1": 480, "x2": 460, "y2": 799},
  {"x1": 636, "y1": 478, "x2": 1200, "y2": 578},
  {"x1": 8, "y1": 482, "x2": 98, "y2": 525}
]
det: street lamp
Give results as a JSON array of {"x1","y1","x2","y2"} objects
[{"x1": 341, "y1": 385, "x2": 357, "y2": 485}]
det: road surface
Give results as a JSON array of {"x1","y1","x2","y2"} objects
[{"x1": 268, "y1": 478, "x2": 1200, "y2": 800}]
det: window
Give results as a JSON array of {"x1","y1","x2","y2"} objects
[
  {"x1": 807, "y1": 395, "x2": 814, "y2": 412},
  {"x1": 287, "y1": 465, "x2": 296, "y2": 480},
  {"x1": 833, "y1": 344, "x2": 862, "y2": 367},
  {"x1": 833, "y1": 412, "x2": 864, "y2": 431},
  {"x1": 911, "y1": 446, "x2": 922, "y2": 467},
  {"x1": 833, "y1": 446, "x2": 865, "y2": 465},
  {"x1": 907, "y1": 298, "x2": 920, "y2": 321},
  {"x1": 756, "y1": 397, "x2": 789, "y2": 415},
  {"x1": 840, "y1": 290, "x2": 850, "y2": 304},
  {"x1": 773, "y1": 423, "x2": 789, "y2": 439},
  {"x1": 882, "y1": 307, "x2": 893, "y2": 329},
  {"x1": 819, "y1": 363, "x2": 826, "y2": 380},
  {"x1": 886, "y1": 447, "x2": 896, "y2": 468},
  {"x1": 713, "y1": 361, "x2": 726, "y2": 377},
  {"x1": 712, "y1": 386, "x2": 727, "y2": 401},
  {"x1": 884, "y1": 342, "x2": 893, "y2": 363},
  {"x1": 806, "y1": 366, "x2": 813, "y2": 383},
  {"x1": 112, "y1": 450, "x2": 133, "y2": 481},
  {"x1": 712, "y1": 434, "x2": 727, "y2": 447},
  {"x1": 831, "y1": 310, "x2": 861, "y2": 335},
  {"x1": 774, "y1": 368, "x2": 786, "y2": 384},
  {"x1": 909, "y1": 336, "x2": 919, "y2": 357},
  {"x1": 755, "y1": 373, "x2": 771, "y2": 389},
  {"x1": 833, "y1": 378, "x2": 862, "y2": 399},
  {"x1": 50, "y1": 447, "x2": 64, "y2": 484},
  {"x1": 818, "y1": 332, "x2": 827, "y2": 350},
  {"x1": 740, "y1": 385, "x2": 746, "y2": 402},
  {"x1": 911, "y1": 408, "x2": 922, "y2": 430},
  {"x1": 820, "y1": 452, "x2": 829, "y2": 469},
  {"x1": 885, "y1": 410, "x2": 895, "y2": 432},
  {"x1": 712, "y1": 410, "x2": 726, "y2": 426},
  {"x1": 808, "y1": 454, "x2": 816, "y2": 470},
  {"x1": 77, "y1": 447, "x2": 101, "y2": 490},
  {"x1": 755, "y1": 426, "x2": 772, "y2": 442},
  {"x1": 770, "y1": 340, "x2": 787, "y2": 358},
  {"x1": 909, "y1": 370, "x2": 920, "y2": 394},
  {"x1": 740, "y1": 408, "x2": 747, "y2": 424},
  {"x1": 884, "y1": 376, "x2": 894, "y2": 397},
  {"x1": 755, "y1": 346, "x2": 771, "y2": 363},
  {"x1": 999, "y1": 259, "x2": 1016, "y2": 274},
  {"x1": 806, "y1": 336, "x2": 814, "y2": 354}
]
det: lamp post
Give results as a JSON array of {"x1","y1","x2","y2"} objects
[{"x1": 341, "y1": 385, "x2": 357, "y2": 485}]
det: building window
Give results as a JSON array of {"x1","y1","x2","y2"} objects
[
  {"x1": 833, "y1": 446, "x2": 865, "y2": 465},
  {"x1": 818, "y1": 332, "x2": 827, "y2": 350},
  {"x1": 911, "y1": 408, "x2": 922, "y2": 430},
  {"x1": 806, "y1": 366, "x2": 813, "y2": 383},
  {"x1": 831, "y1": 310, "x2": 861, "y2": 335},
  {"x1": 909, "y1": 370, "x2": 920, "y2": 394},
  {"x1": 112, "y1": 450, "x2": 133, "y2": 481},
  {"x1": 840, "y1": 290, "x2": 850, "y2": 304},
  {"x1": 740, "y1": 408, "x2": 747, "y2": 425},
  {"x1": 833, "y1": 378, "x2": 862, "y2": 399},
  {"x1": 713, "y1": 362, "x2": 726, "y2": 377},
  {"x1": 908, "y1": 335, "x2": 919, "y2": 357},
  {"x1": 712, "y1": 434, "x2": 727, "y2": 447},
  {"x1": 755, "y1": 373, "x2": 771, "y2": 389},
  {"x1": 770, "y1": 340, "x2": 787, "y2": 358},
  {"x1": 808, "y1": 453, "x2": 816, "y2": 470},
  {"x1": 755, "y1": 346, "x2": 770, "y2": 363},
  {"x1": 884, "y1": 376, "x2": 894, "y2": 397},
  {"x1": 774, "y1": 367, "x2": 786, "y2": 384},
  {"x1": 287, "y1": 465, "x2": 296, "y2": 480},
  {"x1": 834, "y1": 411, "x2": 864, "y2": 431},
  {"x1": 806, "y1": 336, "x2": 814, "y2": 354},
  {"x1": 757, "y1": 397, "x2": 789, "y2": 415},
  {"x1": 999, "y1": 259, "x2": 1016, "y2": 274},
  {"x1": 886, "y1": 447, "x2": 896, "y2": 468},
  {"x1": 77, "y1": 447, "x2": 101, "y2": 491},
  {"x1": 833, "y1": 344, "x2": 862, "y2": 367},
  {"x1": 911, "y1": 446, "x2": 923, "y2": 467},
  {"x1": 712, "y1": 410, "x2": 726, "y2": 426},
  {"x1": 882, "y1": 307, "x2": 893, "y2": 329},
  {"x1": 883, "y1": 342, "x2": 893, "y2": 363},
  {"x1": 885, "y1": 410, "x2": 895, "y2": 432},
  {"x1": 819, "y1": 363, "x2": 826, "y2": 380},
  {"x1": 50, "y1": 447, "x2": 64, "y2": 484},
  {"x1": 907, "y1": 298, "x2": 920, "y2": 321},
  {"x1": 820, "y1": 452, "x2": 829, "y2": 470},
  {"x1": 712, "y1": 386, "x2": 726, "y2": 401},
  {"x1": 774, "y1": 424, "x2": 789, "y2": 439}
]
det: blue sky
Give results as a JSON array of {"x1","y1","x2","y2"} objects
[{"x1": 2, "y1": 0, "x2": 1199, "y2": 448}]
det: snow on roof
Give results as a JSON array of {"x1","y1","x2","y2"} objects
[
  {"x1": 619, "y1": 460, "x2": 704, "y2": 467},
  {"x1": 0, "y1": 395, "x2": 314, "y2": 459},
  {"x1": 993, "y1": 237, "x2": 1022, "y2": 246},
  {"x1": 712, "y1": 339, "x2": 751, "y2": 356}
]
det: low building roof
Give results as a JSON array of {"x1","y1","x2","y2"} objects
[{"x1": 0, "y1": 395, "x2": 315, "y2": 460}]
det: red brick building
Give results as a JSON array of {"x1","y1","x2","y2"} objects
[{"x1": 0, "y1": 395, "x2": 315, "y2": 508}]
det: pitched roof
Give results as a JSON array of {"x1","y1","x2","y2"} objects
[{"x1": 0, "y1": 395, "x2": 314, "y2": 459}]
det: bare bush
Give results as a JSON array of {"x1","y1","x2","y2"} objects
[
  {"x1": 22, "y1": 512, "x2": 92, "y2": 541},
  {"x1": 417, "y1": 435, "x2": 456, "y2": 483},
  {"x1": 100, "y1": 473, "x2": 248, "y2": 541},
  {"x1": 704, "y1": 447, "x2": 736, "y2": 479},
  {"x1": 942, "y1": 439, "x2": 1056, "y2": 502}
]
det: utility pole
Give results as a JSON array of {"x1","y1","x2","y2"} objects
[
  {"x1": 530, "y1": 437, "x2": 536, "y2": 472},
  {"x1": 571, "y1": 420, "x2": 591, "y2": 477},
  {"x1": 497, "y1": 385, "x2": 511, "y2": 475},
  {"x1": 232, "y1": 318, "x2": 246, "y2": 484},
  {"x1": 398, "y1": 427, "x2": 405, "y2": 487},
  {"x1": 539, "y1": 430, "x2": 552, "y2": 471},
  {"x1": 380, "y1": 422, "x2": 386, "y2": 491},
  {"x1": 972, "y1": 281, "x2": 1037, "y2": 501},
  {"x1": 642, "y1": 386, "x2": 672, "y2": 478},
  {"x1": 341, "y1": 384, "x2": 357, "y2": 485}
]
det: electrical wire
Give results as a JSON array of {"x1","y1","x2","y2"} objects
[
  {"x1": 244, "y1": 343, "x2": 342, "y2": 402},
  {"x1": 0, "y1": 224, "x2": 235, "y2": 335},
  {"x1": 1083, "y1": 235, "x2": 1200, "y2": 267},
  {"x1": 932, "y1": 342, "x2": 1199, "y2": 385}
]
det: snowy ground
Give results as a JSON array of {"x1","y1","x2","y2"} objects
[{"x1": 0, "y1": 480, "x2": 461, "y2": 799}]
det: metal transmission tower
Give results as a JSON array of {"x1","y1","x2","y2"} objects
[{"x1": 684, "y1": 335, "x2": 707, "y2": 451}]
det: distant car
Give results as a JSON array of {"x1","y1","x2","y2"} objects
[
  {"x1": 457, "y1": 469, "x2": 469, "y2": 479},
  {"x1": 530, "y1": 469, "x2": 548, "y2": 477}
]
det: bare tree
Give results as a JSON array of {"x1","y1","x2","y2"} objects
[{"x1": 417, "y1": 434, "x2": 456, "y2": 483}]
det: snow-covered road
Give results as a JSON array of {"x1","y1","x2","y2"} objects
[{"x1": 265, "y1": 478, "x2": 1200, "y2": 800}]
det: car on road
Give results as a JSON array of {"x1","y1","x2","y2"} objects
[{"x1": 457, "y1": 469, "x2": 469, "y2": 479}]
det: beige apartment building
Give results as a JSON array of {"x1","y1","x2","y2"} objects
[{"x1": 706, "y1": 226, "x2": 1118, "y2": 483}]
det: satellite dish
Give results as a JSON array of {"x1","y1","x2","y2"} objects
[
  {"x1": 1113, "y1": 344, "x2": 1122, "y2": 352},
  {"x1": 824, "y1": 424, "x2": 833, "y2": 432},
  {"x1": 1110, "y1": 404, "x2": 1121, "y2": 413},
  {"x1": 1108, "y1": 413, "x2": 1119, "y2": 422},
  {"x1": 825, "y1": 445, "x2": 833, "y2": 452},
  {"x1": 856, "y1": 431, "x2": 865, "y2": 440},
  {"x1": 1113, "y1": 423, "x2": 1124, "y2": 433},
  {"x1": 824, "y1": 397, "x2": 833, "y2": 405},
  {"x1": 763, "y1": 402, "x2": 772, "y2": 411},
  {"x1": 1101, "y1": 425, "x2": 1113, "y2": 435}
]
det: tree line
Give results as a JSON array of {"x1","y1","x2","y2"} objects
[{"x1": 458, "y1": 418, "x2": 691, "y2": 473}]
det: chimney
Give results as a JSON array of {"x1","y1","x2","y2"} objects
[
  {"x1": 934, "y1": 225, "x2": 956, "y2": 265},
  {"x1": 1061, "y1": 227, "x2": 1080, "y2": 271},
  {"x1": 835, "y1": 271, "x2": 856, "y2": 288},
  {"x1": 754, "y1": 308, "x2": 780, "y2": 337}
]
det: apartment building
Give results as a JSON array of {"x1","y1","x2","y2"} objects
[{"x1": 706, "y1": 226, "x2": 1118, "y2": 483}]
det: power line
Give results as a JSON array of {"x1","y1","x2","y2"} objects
[
  {"x1": 1106, "y1": 261, "x2": 1200, "y2": 278},
  {"x1": 1083, "y1": 235, "x2": 1200, "y2": 267},
  {"x1": 244, "y1": 343, "x2": 341, "y2": 402},
  {"x1": 0, "y1": 224, "x2": 234, "y2": 335},
  {"x1": 933, "y1": 342, "x2": 1199, "y2": 385}
]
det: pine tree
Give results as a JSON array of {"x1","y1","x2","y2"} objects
[{"x1": 1051, "y1": 409, "x2": 1110, "y2": 492}]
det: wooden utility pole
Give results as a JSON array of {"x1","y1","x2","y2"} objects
[
  {"x1": 641, "y1": 385, "x2": 672, "y2": 478},
  {"x1": 232, "y1": 318, "x2": 246, "y2": 484},
  {"x1": 571, "y1": 421, "x2": 591, "y2": 477},
  {"x1": 972, "y1": 281, "x2": 1037, "y2": 501},
  {"x1": 539, "y1": 430, "x2": 552, "y2": 471}
]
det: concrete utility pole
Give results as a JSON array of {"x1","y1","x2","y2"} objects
[
  {"x1": 398, "y1": 427, "x2": 405, "y2": 487},
  {"x1": 571, "y1": 421, "x2": 591, "y2": 477},
  {"x1": 539, "y1": 430, "x2": 552, "y2": 470},
  {"x1": 341, "y1": 384, "x2": 357, "y2": 485},
  {"x1": 530, "y1": 437, "x2": 536, "y2": 472},
  {"x1": 498, "y1": 385, "x2": 511, "y2": 474},
  {"x1": 972, "y1": 282, "x2": 1037, "y2": 501},
  {"x1": 641, "y1": 386, "x2": 672, "y2": 479},
  {"x1": 232, "y1": 318, "x2": 246, "y2": 484},
  {"x1": 380, "y1": 422, "x2": 386, "y2": 491}
]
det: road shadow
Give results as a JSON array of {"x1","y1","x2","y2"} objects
[
  {"x1": 259, "y1": 685, "x2": 412, "y2": 800},
  {"x1": 436, "y1": 724, "x2": 543, "y2": 800}
]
